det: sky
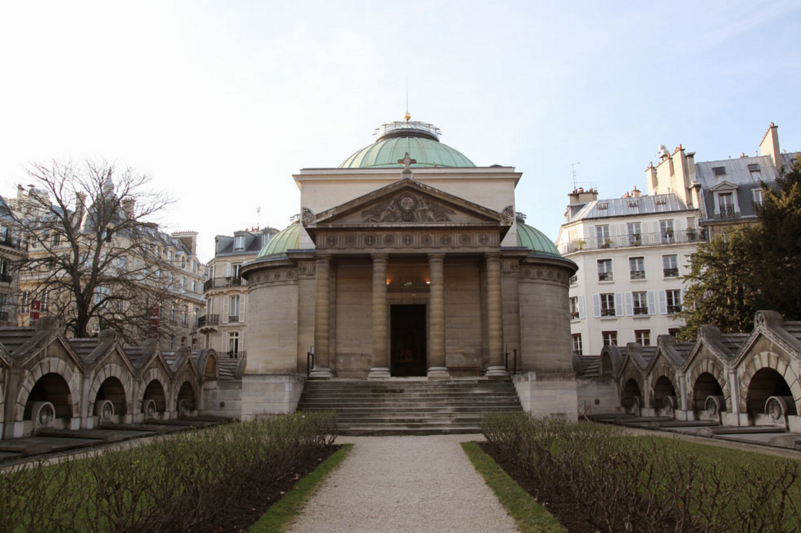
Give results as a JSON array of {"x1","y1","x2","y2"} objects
[{"x1": 1, "y1": 1, "x2": 800, "y2": 262}]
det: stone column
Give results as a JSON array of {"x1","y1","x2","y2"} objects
[
  {"x1": 310, "y1": 255, "x2": 333, "y2": 379},
  {"x1": 427, "y1": 254, "x2": 449, "y2": 379},
  {"x1": 485, "y1": 254, "x2": 508, "y2": 377},
  {"x1": 368, "y1": 254, "x2": 391, "y2": 379}
]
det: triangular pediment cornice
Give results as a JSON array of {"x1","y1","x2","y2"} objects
[
  {"x1": 306, "y1": 179, "x2": 513, "y2": 230},
  {"x1": 709, "y1": 181, "x2": 739, "y2": 192}
]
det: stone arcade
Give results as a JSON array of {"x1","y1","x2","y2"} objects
[{"x1": 239, "y1": 118, "x2": 579, "y2": 419}]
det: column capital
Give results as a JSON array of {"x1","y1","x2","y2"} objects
[
  {"x1": 371, "y1": 253, "x2": 389, "y2": 262},
  {"x1": 427, "y1": 253, "x2": 446, "y2": 262},
  {"x1": 484, "y1": 252, "x2": 502, "y2": 262}
]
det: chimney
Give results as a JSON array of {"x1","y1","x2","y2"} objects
[
  {"x1": 567, "y1": 187, "x2": 599, "y2": 205},
  {"x1": 121, "y1": 198, "x2": 135, "y2": 219},
  {"x1": 631, "y1": 186, "x2": 641, "y2": 198},
  {"x1": 759, "y1": 122, "x2": 781, "y2": 169}
]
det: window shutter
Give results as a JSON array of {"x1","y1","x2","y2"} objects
[
  {"x1": 614, "y1": 293, "x2": 624, "y2": 317},
  {"x1": 226, "y1": 262, "x2": 231, "y2": 277},
  {"x1": 680, "y1": 289, "x2": 686, "y2": 307},
  {"x1": 577, "y1": 295, "x2": 585, "y2": 319},
  {"x1": 659, "y1": 290, "x2": 667, "y2": 315},
  {"x1": 223, "y1": 297, "x2": 229, "y2": 323},
  {"x1": 625, "y1": 292, "x2": 633, "y2": 316},
  {"x1": 593, "y1": 294, "x2": 601, "y2": 318},
  {"x1": 647, "y1": 291, "x2": 656, "y2": 315},
  {"x1": 240, "y1": 294, "x2": 246, "y2": 322}
]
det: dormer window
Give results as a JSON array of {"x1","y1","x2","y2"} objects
[
  {"x1": 234, "y1": 235, "x2": 246, "y2": 251},
  {"x1": 655, "y1": 196, "x2": 667, "y2": 205},
  {"x1": 748, "y1": 163, "x2": 760, "y2": 173},
  {"x1": 712, "y1": 166, "x2": 726, "y2": 177},
  {"x1": 597, "y1": 202, "x2": 608, "y2": 210}
]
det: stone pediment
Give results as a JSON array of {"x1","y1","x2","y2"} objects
[{"x1": 306, "y1": 179, "x2": 511, "y2": 229}]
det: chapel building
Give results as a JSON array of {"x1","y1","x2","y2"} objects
[{"x1": 240, "y1": 117, "x2": 579, "y2": 418}]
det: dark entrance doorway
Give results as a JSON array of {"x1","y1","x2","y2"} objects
[{"x1": 391, "y1": 305, "x2": 427, "y2": 376}]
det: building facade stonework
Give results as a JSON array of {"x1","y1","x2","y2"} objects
[{"x1": 239, "y1": 119, "x2": 580, "y2": 419}]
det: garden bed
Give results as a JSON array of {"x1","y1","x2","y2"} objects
[
  {"x1": 0, "y1": 412, "x2": 339, "y2": 533},
  {"x1": 480, "y1": 413, "x2": 801, "y2": 533}
]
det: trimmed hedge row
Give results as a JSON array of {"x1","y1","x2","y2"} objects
[
  {"x1": 0, "y1": 412, "x2": 338, "y2": 533},
  {"x1": 482, "y1": 413, "x2": 801, "y2": 533}
]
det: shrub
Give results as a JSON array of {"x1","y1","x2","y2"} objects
[
  {"x1": 481, "y1": 412, "x2": 801, "y2": 533},
  {"x1": 0, "y1": 411, "x2": 338, "y2": 533}
]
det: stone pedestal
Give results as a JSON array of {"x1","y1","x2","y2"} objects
[
  {"x1": 240, "y1": 374, "x2": 305, "y2": 420},
  {"x1": 512, "y1": 372, "x2": 578, "y2": 420},
  {"x1": 427, "y1": 254, "x2": 449, "y2": 380}
]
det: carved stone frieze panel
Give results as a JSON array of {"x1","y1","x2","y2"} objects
[
  {"x1": 314, "y1": 230, "x2": 501, "y2": 251},
  {"x1": 517, "y1": 264, "x2": 568, "y2": 286},
  {"x1": 361, "y1": 192, "x2": 456, "y2": 223}
]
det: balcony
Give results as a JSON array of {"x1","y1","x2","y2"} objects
[
  {"x1": 630, "y1": 270, "x2": 645, "y2": 280},
  {"x1": 228, "y1": 315, "x2": 240, "y2": 323},
  {"x1": 560, "y1": 229, "x2": 707, "y2": 254},
  {"x1": 204, "y1": 277, "x2": 245, "y2": 292},
  {"x1": 667, "y1": 305, "x2": 682, "y2": 314},
  {"x1": 601, "y1": 308, "x2": 616, "y2": 317},
  {"x1": 223, "y1": 350, "x2": 247, "y2": 359},
  {"x1": 719, "y1": 205, "x2": 736, "y2": 218},
  {"x1": 598, "y1": 272, "x2": 613, "y2": 282},
  {"x1": 196, "y1": 314, "x2": 219, "y2": 328},
  {"x1": 0, "y1": 235, "x2": 24, "y2": 250},
  {"x1": 633, "y1": 306, "x2": 649, "y2": 315},
  {"x1": 0, "y1": 273, "x2": 12, "y2": 284},
  {"x1": 663, "y1": 268, "x2": 679, "y2": 278}
]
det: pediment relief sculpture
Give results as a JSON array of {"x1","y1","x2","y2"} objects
[{"x1": 361, "y1": 192, "x2": 456, "y2": 223}]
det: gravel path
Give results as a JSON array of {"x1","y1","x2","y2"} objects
[{"x1": 287, "y1": 435, "x2": 520, "y2": 533}]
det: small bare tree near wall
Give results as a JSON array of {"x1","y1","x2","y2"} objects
[{"x1": 12, "y1": 160, "x2": 185, "y2": 343}]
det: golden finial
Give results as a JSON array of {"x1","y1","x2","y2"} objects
[{"x1": 404, "y1": 112, "x2": 411, "y2": 122}]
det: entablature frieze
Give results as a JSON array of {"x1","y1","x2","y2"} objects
[{"x1": 313, "y1": 230, "x2": 501, "y2": 254}]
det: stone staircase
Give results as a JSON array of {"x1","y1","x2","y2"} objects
[{"x1": 297, "y1": 378, "x2": 523, "y2": 436}]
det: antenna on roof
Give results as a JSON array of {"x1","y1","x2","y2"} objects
[
  {"x1": 571, "y1": 162, "x2": 580, "y2": 189},
  {"x1": 256, "y1": 205, "x2": 261, "y2": 230},
  {"x1": 404, "y1": 75, "x2": 411, "y2": 122}
]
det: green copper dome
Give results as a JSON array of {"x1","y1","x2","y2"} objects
[
  {"x1": 340, "y1": 137, "x2": 475, "y2": 169},
  {"x1": 257, "y1": 222, "x2": 300, "y2": 258},
  {"x1": 517, "y1": 222, "x2": 561, "y2": 258},
  {"x1": 340, "y1": 119, "x2": 475, "y2": 169}
]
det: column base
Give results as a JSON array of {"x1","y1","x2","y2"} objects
[
  {"x1": 367, "y1": 367, "x2": 391, "y2": 380},
  {"x1": 308, "y1": 367, "x2": 334, "y2": 380},
  {"x1": 427, "y1": 367, "x2": 450, "y2": 380},
  {"x1": 485, "y1": 366, "x2": 509, "y2": 379}
]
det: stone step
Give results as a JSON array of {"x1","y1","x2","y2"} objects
[
  {"x1": 339, "y1": 426, "x2": 482, "y2": 436},
  {"x1": 300, "y1": 399, "x2": 518, "y2": 406},
  {"x1": 298, "y1": 378, "x2": 522, "y2": 436}
]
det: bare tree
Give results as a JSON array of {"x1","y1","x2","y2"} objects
[{"x1": 10, "y1": 160, "x2": 188, "y2": 342}]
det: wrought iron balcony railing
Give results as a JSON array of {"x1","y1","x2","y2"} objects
[
  {"x1": 667, "y1": 305, "x2": 682, "y2": 314},
  {"x1": 633, "y1": 306, "x2": 649, "y2": 315},
  {"x1": 560, "y1": 229, "x2": 707, "y2": 254},
  {"x1": 598, "y1": 272, "x2": 613, "y2": 282},
  {"x1": 630, "y1": 270, "x2": 645, "y2": 280},
  {"x1": 601, "y1": 308, "x2": 616, "y2": 317},
  {"x1": 663, "y1": 268, "x2": 679, "y2": 278},
  {"x1": 204, "y1": 277, "x2": 245, "y2": 292},
  {"x1": 719, "y1": 205, "x2": 736, "y2": 218},
  {"x1": 196, "y1": 314, "x2": 220, "y2": 328}
]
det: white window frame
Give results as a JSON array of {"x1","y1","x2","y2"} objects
[{"x1": 629, "y1": 257, "x2": 645, "y2": 280}]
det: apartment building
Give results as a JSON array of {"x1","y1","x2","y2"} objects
[
  {"x1": 200, "y1": 227, "x2": 278, "y2": 356},
  {"x1": 556, "y1": 187, "x2": 699, "y2": 356}
]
